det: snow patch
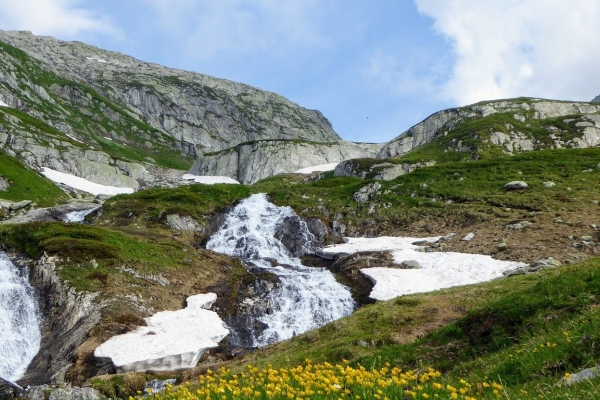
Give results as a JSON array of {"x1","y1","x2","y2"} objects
[
  {"x1": 322, "y1": 236, "x2": 526, "y2": 301},
  {"x1": 40, "y1": 167, "x2": 134, "y2": 196},
  {"x1": 65, "y1": 134, "x2": 84, "y2": 144},
  {"x1": 94, "y1": 293, "x2": 228, "y2": 373},
  {"x1": 0, "y1": 100, "x2": 9, "y2": 107},
  {"x1": 86, "y1": 57, "x2": 107, "y2": 63},
  {"x1": 181, "y1": 174, "x2": 240, "y2": 184},
  {"x1": 294, "y1": 163, "x2": 339, "y2": 174}
]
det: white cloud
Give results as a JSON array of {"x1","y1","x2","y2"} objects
[
  {"x1": 416, "y1": 0, "x2": 600, "y2": 105},
  {"x1": 141, "y1": 0, "x2": 331, "y2": 60},
  {"x1": 0, "y1": 0, "x2": 120, "y2": 38}
]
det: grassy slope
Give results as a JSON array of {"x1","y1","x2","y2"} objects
[{"x1": 0, "y1": 149, "x2": 69, "y2": 206}]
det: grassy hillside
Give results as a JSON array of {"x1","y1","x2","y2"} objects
[{"x1": 0, "y1": 149, "x2": 69, "y2": 206}]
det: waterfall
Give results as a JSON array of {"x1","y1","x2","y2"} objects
[
  {"x1": 207, "y1": 194, "x2": 355, "y2": 347},
  {"x1": 0, "y1": 252, "x2": 41, "y2": 381}
]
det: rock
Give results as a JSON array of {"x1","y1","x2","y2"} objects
[
  {"x1": 17, "y1": 253, "x2": 101, "y2": 386},
  {"x1": 440, "y1": 232, "x2": 457, "y2": 241},
  {"x1": 497, "y1": 242, "x2": 507, "y2": 250},
  {"x1": 353, "y1": 182, "x2": 382, "y2": 203},
  {"x1": 334, "y1": 160, "x2": 436, "y2": 181},
  {"x1": 563, "y1": 365, "x2": 600, "y2": 385},
  {"x1": 191, "y1": 140, "x2": 381, "y2": 185},
  {"x1": 461, "y1": 232, "x2": 475, "y2": 241},
  {"x1": 0, "y1": 176, "x2": 9, "y2": 191},
  {"x1": 9, "y1": 200, "x2": 32, "y2": 211},
  {"x1": 504, "y1": 181, "x2": 529, "y2": 191},
  {"x1": 529, "y1": 257, "x2": 562, "y2": 272},
  {"x1": 505, "y1": 221, "x2": 532, "y2": 230},
  {"x1": 581, "y1": 235, "x2": 593, "y2": 242},
  {"x1": 94, "y1": 293, "x2": 229, "y2": 373},
  {"x1": 304, "y1": 218, "x2": 328, "y2": 247},
  {"x1": 166, "y1": 214, "x2": 204, "y2": 232},
  {"x1": 399, "y1": 260, "x2": 422, "y2": 269},
  {"x1": 543, "y1": 181, "x2": 555, "y2": 188},
  {"x1": 592, "y1": 95, "x2": 600, "y2": 103},
  {"x1": 0, "y1": 378, "x2": 23, "y2": 400},
  {"x1": 24, "y1": 385, "x2": 103, "y2": 400},
  {"x1": 145, "y1": 379, "x2": 177, "y2": 394},
  {"x1": 274, "y1": 215, "x2": 318, "y2": 257}
]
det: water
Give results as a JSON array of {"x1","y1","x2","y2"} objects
[
  {"x1": 207, "y1": 194, "x2": 355, "y2": 346},
  {"x1": 63, "y1": 206, "x2": 99, "y2": 223},
  {"x1": 0, "y1": 252, "x2": 41, "y2": 381}
]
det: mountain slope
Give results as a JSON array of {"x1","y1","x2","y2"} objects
[{"x1": 0, "y1": 30, "x2": 378, "y2": 188}]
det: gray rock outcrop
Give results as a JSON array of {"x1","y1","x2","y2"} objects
[
  {"x1": 378, "y1": 99, "x2": 600, "y2": 159},
  {"x1": 0, "y1": 30, "x2": 367, "y2": 186},
  {"x1": 334, "y1": 159, "x2": 435, "y2": 181},
  {"x1": 17, "y1": 254, "x2": 101, "y2": 386},
  {"x1": 189, "y1": 140, "x2": 381, "y2": 184},
  {"x1": 591, "y1": 95, "x2": 600, "y2": 103}
]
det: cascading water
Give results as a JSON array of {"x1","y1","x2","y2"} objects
[
  {"x1": 207, "y1": 194, "x2": 356, "y2": 347},
  {"x1": 0, "y1": 252, "x2": 41, "y2": 381}
]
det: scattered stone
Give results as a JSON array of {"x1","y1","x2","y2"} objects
[
  {"x1": 530, "y1": 257, "x2": 562, "y2": 270},
  {"x1": 461, "y1": 232, "x2": 475, "y2": 241},
  {"x1": 543, "y1": 181, "x2": 555, "y2": 188},
  {"x1": 497, "y1": 242, "x2": 507, "y2": 250},
  {"x1": 166, "y1": 214, "x2": 204, "y2": 232},
  {"x1": 353, "y1": 182, "x2": 382, "y2": 203},
  {"x1": 24, "y1": 385, "x2": 102, "y2": 400},
  {"x1": 582, "y1": 169, "x2": 593, "y2": 173},
  {"x1": 563, "y1": 366, "x2": 600, "y2": 385},
  {"x1": 592, "y1": 200, "x2": 599, "y2": 205},
  {"x1": 506, "y1": 221, "x2": 532, "y2": 230},
  {"x1": 590, "y1": 224, "x2": 597, "y2": 229},
  {"x1": 504, "y1": 181, "x2": 529, "y2": 191},
  {"x1": 440, "y1": 232, "x2": 457, "y2": 241},
  {"x1": 581, "y1": 236, "x2": 593, "y2": 242},
  {"x1": 504, "y1": 208, "x2": 511, "y2": 212},
  {"x1": 9, "y1": 199, "x2": 32, "y2": 211},
  {"x1": 0, "y1": 176, "x2": 9, "y2": 191},
  {"x1": 419, "y1": 183, "x2": 428, "y2": 189},
  {"x1": 399, "y1": 260, "x2": 422, "y2": 269}
]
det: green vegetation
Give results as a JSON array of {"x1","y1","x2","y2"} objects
[
  {"x1": 0, "y1": 149, "x2": 69, "y2": 206},
  {"x1": 100, "y1": 183, "x2": 251, "y2": 231}
]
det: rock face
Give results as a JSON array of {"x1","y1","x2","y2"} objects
[
  {"x1": 592, "y1": 95, "x2": 600, "y2": 103},
  {"x1": 93, "y1": 293, "x2": 228, "y2": 373},
  {"x1": 189, "y1": 140, "x2": 381, "y2": 184},
  {"x1": 16, "y1": 254, "x2": 101, "y2": 386},
  {"x1": 0, "y1": 30, "x2": 367, "y2": 186},
  {"x1": 334, "y1": 159, "x2": 436, "y2": 180},
  {"x1": 378, "y1": 98, "x2": 600, "y2": 159}
]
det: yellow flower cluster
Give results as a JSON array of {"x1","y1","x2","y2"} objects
[{"x1": 135, "y1": 360, "x2": 505, "y2": 400}]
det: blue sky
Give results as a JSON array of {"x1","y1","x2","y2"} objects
[{"x1": 1, "y1": 1, "x2": 600, "y2": 144}]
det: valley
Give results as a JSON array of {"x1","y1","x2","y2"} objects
[{"x1": 1, "y1": 30, "x2": 600, "y2": 399}]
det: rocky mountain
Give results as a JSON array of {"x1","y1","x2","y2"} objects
[
  {"x1": 336, "y1": 98, "x2": 600, "y2": 180},
  {"x1": 0, "y1": 30, "x2": 377, "y2": 187},
  {"x1": 592, "y1": 94, "x2": 600, "y2": 103}
]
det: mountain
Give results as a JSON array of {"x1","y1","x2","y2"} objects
[
  {"x1": 592, "y1": 94, "x2": 600, "y2": 103},
  {"x1": 0, "y1": 30, "x2": 378, "y2": 187}
]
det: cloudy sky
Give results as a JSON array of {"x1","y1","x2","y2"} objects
[{"x1": 1, "y1": 0, "x2": 599, "y2": 143}]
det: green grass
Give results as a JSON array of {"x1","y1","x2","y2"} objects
[
  {"x1": 100, "y1": 183, "x2": 251, "y2": 232},
  {"x1": 0, "y1": 149, "x2": 69, "y2": 206}
]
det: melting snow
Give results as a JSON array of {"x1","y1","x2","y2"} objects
[
  {"x1": 322, "y1": 236, "x2": 526, "y2": 301},
  {"x1": 181, "y1": 174, "x2": 240, "y2": 184},
  {"x1": 86, "y1": 57, "x2": 107, "y2": 63},
  {"x1": 94, "y1": 293, "x2": 228, "y2": 373},
  {"x1": 294, "y1": 163, "x2": 339, "y2": 174},
  {"x1": 0, "y1": 100, "x2": 9, "y2": 107},
  {"x1": 40, "y1": 167, "x2": 135, "y2": 196}
]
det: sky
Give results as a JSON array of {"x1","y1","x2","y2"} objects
[{"x1": 1, "y1": 1, "x2": 600, "y2": 144}]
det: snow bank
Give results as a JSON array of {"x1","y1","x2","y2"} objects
[
  {"x1": 40, "y1": 168, "x2": 134, "y2": 196},
  {"x1": 181, "y1": 174, "x2": 240, "y2": 184},
  {"x1": 322, "y1": 236, "x2": 526, "y2": 301},
  {"x1": 294, "y1": 163, "x2": 339, "y2": 174},
  {"x1": 94, "y1": 293, "x2": 229, "y2": 373},
  {"x1": 0, "y1": 100, "x2": 9, "y2": 107}
]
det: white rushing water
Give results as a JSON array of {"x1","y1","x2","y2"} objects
[
  {"x1": 207, "y1": 194, "x2": 356, "y2": 346},
  {"x1": 0, "y1": 252, "x2": 41, "y2": 381},
  {"x1": 63, "y1": 206, "x2": 99, "y2": 223}
]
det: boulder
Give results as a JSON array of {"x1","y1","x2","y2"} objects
[
  {"x1": 505, "y1": 221, "x2": 532, "y2": 230},
  {"x1": 461, "y1": 232, "x2": 475, "y2": 241},
  {"x1": 9, "y1": 200, "x2": 32, "y2": 211},
  {"x1": 399, "y1": 260, "x2": 422, "y2": 269},
  {"x1": 0, "y1": 176, "x2": 9, "y2": 192},
  {"x1": 563, "y1": 365, "x2": 600, "y2": 385},
  {"x1": 353, "y1": 182, "x2": 382, "y2": 203},
  {"x1": 93, "y1": 293, "x2": 228, "y2": 373},
  {"x1": 504, "y1": 181, "x2": 529, "y2": 191},
  {"x1": 166, "y1": 214, "x2": 204, "y2": 232}
]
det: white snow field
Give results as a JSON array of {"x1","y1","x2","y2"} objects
[
  {"x1": 294, "y1": 163, "x2": 339, "y2": 174},
  {"x1": 321, "y1": 236, "x2": 526, "y2": 301},
  {"x1": 40, "y1": 168, "x2": 135, "y2": 196},
  {"x1": 181, "y1": 174, "x2": 240, "y2": 184}
]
